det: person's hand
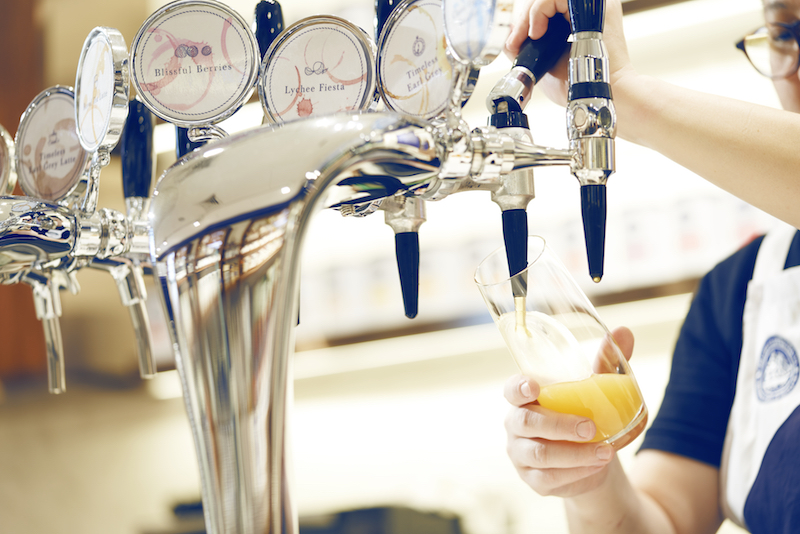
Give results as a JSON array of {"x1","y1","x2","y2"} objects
[
  {"x1": 504, "y1": 0, "x2": 635, "y2": 107},
  {"x1": 503, "y1": 326, "x2": 635, "y2": 497}
]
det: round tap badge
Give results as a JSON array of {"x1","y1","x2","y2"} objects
[
  {"x1": 74, "y1": 26, "x2": 129, "y2": 153},
  {"x1": 130, "y1": 0, "x2": 259, "y2": 127},
  {"x1": 377, "y1": 0, "x2": 452, "y2": 120},
  {"x1": 15, "y1": 86, "x2": 90, "y2": 202},
  {"x1": 259, "y1": 16, "x2": 376, "y2": 124},
  {"x1": 0, "y1": 123, "x2": 17, "y2": 195}
]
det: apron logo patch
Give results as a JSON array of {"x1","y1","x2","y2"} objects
[{"x1": 756, "y1": 336, "x2": 800, "y2": 401}]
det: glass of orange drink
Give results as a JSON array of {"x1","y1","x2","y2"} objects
[{"x1": 475, "y1": 235, "x2": 647, "y2": 450}]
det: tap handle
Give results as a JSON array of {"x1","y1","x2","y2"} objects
[
  {"x1": 384, "y1": 196, "x2": 424, "y2": 319},
  {"x1": 581, "y1": 184, "x2": 606, "y2": 282},
  {"x1": 374, "y1": 0, "x2": 398, "y2": 41},
  {"x1": 395, "y1": 232, "x2": 419, "y2": 319},
  {"x1": 488, "y1": 14, "x2": 569, "y2": 115},
  {"x1": 176, "y1": 126, "x2": 205, "y2": 158},
  {"x1": 25, "y1": 272, "x2": 66, "y2": 394},
  {"x1": 121, "y1": 99, "x2": 155, "y2": 200},
  {"x1": 568, "y1": 0, "x2": 604, "y2": 33},
  {"x1": 502, "y1": 209, "x2": 529, "y2": 295},
  {"x1": 514, "y1": 15, "x2": 570, "y2": 88},
  {"x1": 253, "y1": 0, "x2": 284, "y2": 60}
]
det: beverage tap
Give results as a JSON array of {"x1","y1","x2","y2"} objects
[
  {"x1": 0, "y1": 191, "x2": 148, "y2": 392},
  {"x1": 91, "y1": 98, "x2": 158, "y2": 378},
  {"x1": 74, "y1": 29, "x2": 160, "y2": 378},
  {"x1": 374, "y1": 0, "x2": 426, "y2": 318},
  {"x1": 567, "y1": 0, "x2": 615, "y2": 282},
  {"x1": 486, "y1": 14, "x2": 571, "y2": 281},
  {"x1": 12, "y1": 85, "x2": 93, "y2": 393},
  {"x1": 374, "y1": 0, "x2": 456, "y2": 318}
]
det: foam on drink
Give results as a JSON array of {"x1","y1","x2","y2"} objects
[{"x1": 498, "y1": 310, "x2": 593, "y2": 386}]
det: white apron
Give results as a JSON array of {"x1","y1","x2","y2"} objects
[{"x1": 721, "y1": 224, "x2": 800, "y2": 528}]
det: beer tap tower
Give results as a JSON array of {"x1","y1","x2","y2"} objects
[{"x1": 0, "y1": 0, "x2": 615, "y2": 532}]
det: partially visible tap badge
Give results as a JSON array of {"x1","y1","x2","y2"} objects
[{"x1": 756, "y1": 335, "x2": 800, "y2": 402}]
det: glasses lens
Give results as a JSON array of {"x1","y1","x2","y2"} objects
[{"x1": 743, "y1": 24, "x2": 800, "y2": 79}]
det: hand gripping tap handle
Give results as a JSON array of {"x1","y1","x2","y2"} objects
[
  {"x1": 253, "y1": 0, "x2": 284, "y2": 60},
  {"x1": 567, "y1": 0, "x2": 614, "y2": 282},
  {"x1": 119, "y1": 98, "x2": 158, "y2": 378},
  {"x1": 511, "y1": 14, "x2": 571, "y2": 111}
]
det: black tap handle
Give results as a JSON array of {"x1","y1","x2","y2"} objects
[
  {"x1": 569, "y1": 0, "x2": 604, "y2": 33},
  {"x1": 395, "y1": 232, "x2": 419, "y2": 319},
  {"x1": 175, "y1": 127, "x2": 204, "y2": 158},
  {"x1": 581, "y1": 184, "x2": 606, "y2": 282},
  {"x1": 375, "y1": 0, "x2": 399, "y2": 41},
  {"x1": 513, "y1": 14, "x2": 571, "y2": 84},
  {"x1": 502, "y1": 209, "x2": 529, "y2": 297},
  {"x1": 254, "y1": 0, "x2": 284, "y2": 60},
  {"x1": 120, "y1": 99, "x2": 155, "y2": 199}
]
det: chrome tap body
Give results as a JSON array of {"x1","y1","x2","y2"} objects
[{"x1": 568, "y1": 31, "x2": 615, "y2": 185}]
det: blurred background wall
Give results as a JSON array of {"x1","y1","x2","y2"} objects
[{"x1": 0, "y1": 0, "x2": 783, "y2": 532}]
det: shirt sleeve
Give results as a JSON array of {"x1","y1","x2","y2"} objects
[{"x1": 639, "y1": 236, "x2": 763, "y2": 467}]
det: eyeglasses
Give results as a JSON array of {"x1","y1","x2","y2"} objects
[{"x1": 736, "y1": 21, "x2": 800, "y2": 79}]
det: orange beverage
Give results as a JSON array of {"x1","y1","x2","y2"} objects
[{"x1": 537, "y1": 373, "x2": 645, "y2": 443}]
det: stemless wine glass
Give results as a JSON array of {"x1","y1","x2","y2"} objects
[{"x1": 475, "y1": 235, "x2": 648, "y2": 449}]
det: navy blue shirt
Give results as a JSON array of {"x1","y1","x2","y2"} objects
[{"x1": 640, "y1": 231, "x2": 800, "y2": 533}]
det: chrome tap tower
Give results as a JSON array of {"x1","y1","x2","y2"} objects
[{"x1": 0, "y1": 0, "x2": 615, "y2": 532}]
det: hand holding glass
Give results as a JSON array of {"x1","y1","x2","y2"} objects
[{"x1": 475, "y1": 236, "x2": 647, "y2": 449}]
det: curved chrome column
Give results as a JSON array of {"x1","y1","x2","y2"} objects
[{"x1": 150, "y1": 112, "x2": 442, "y2": 534}]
